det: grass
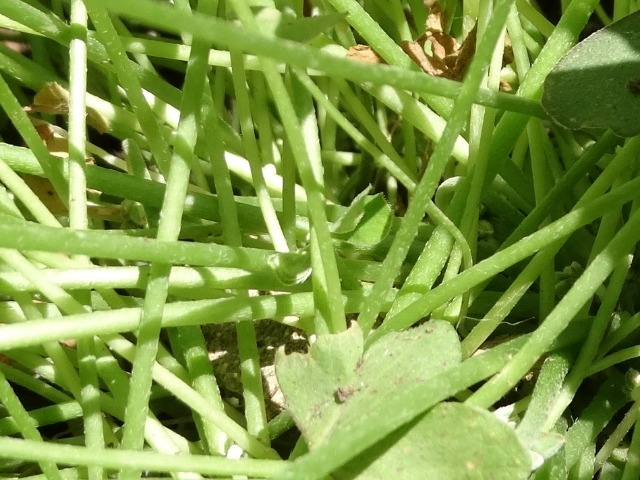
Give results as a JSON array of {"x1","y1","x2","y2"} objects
[{"x1": 0, "y1": 0, "x2": 639, "y2": 478}]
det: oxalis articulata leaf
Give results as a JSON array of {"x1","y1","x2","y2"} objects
[
  {"x1": 275, "y1": 322, "x2": 531, "y2": 479},
  {"x1": 542, "y1": 10, "x2": 640, "y2": 137}
]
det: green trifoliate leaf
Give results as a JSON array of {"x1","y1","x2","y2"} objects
[{"x1": 276, "y1": 321, "x2": 531, "y2": 479}]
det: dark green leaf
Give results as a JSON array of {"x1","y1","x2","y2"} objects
[{"x1": 542, "y1": 11, "x2": 640, "y2": 137}]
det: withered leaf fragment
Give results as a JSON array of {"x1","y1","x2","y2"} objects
[
  {"x1": 401, "y1": 2, "x2": 477, "y2": 80},
  {"x1": 346, "y1": 44, "x2": 385, "y2": 64},
  {"x1": 27, "y1": 82, "x2": 69, "y2": 115},
  {"x1": 26, "y1": 82, "x2": 110, "y2": 133},
  {"x1": 400, "y1": 38, "x2": 447, "y2": 76},
  {"x1": 346, "y1": 1, "x2": 512, "y2": 87}
]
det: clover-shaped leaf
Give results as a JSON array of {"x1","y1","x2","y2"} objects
[{"x1": 276, "y1": 322, "x2": 530, "y2": 479}]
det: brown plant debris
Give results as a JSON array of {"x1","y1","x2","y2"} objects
[
  {"x1": 26, "y1": 82, "x2": 110, "y2": 133},
  {"x1": 348, "y1": 1, "x2": 512, "y2": 84},
  {"x1": 401, "y1": 1, "x2": 477, "y2": 81},
  {"x1": 346, "y1": 44, "x2": 385, "y2": 64}
]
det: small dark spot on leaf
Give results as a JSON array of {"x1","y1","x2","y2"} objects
[
  {"x1": 334, "y1": 386, "x2": 355, "y2": 403},
  {"x1": 627, "y1": 76, "x2": 640, "y2": 94}
]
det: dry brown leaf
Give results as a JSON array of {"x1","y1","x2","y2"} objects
[
  {"x1": 347, "y1": 1, "x2": 510, "y2": 84},
  {"x1": 21, "y1": 173, "x2": 121, "y2": 219},
  {"x1": 21, "y1": 173, "x2": 67, "y2": 214},
  {"x1": 449, "y1": 25, "x2": 477, "y2": 80},
  {"x1": 502, "y1": 32, "x2": 514, "y2": 66},
  {"x1": 26, "y1": 82, "x2": 110, "y2": 133},
  {"x1": 31, "y1": 120, "x2": 98, "y2": 164},
  {"x1": 27, "y1": 82, "x2": 69, "y2": 115},
  {"x1": 426, "y1": 30, "x2": 458, "y2": 61},
  {"x1": 32, "y1": 120, "x2": 69, "y2": 156},
  {"x1": 425, "y1": 1, "x2": 445, "y2": 32},
  {"x1": 400, "y1": 40, "x2": 445, "y2": 76},
  {"x1": 347, "y1": 44, "x2": 385, "y2": 64},
  {"x1": 394, "y1": 2, "x2": 477, "y2": 79}
]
